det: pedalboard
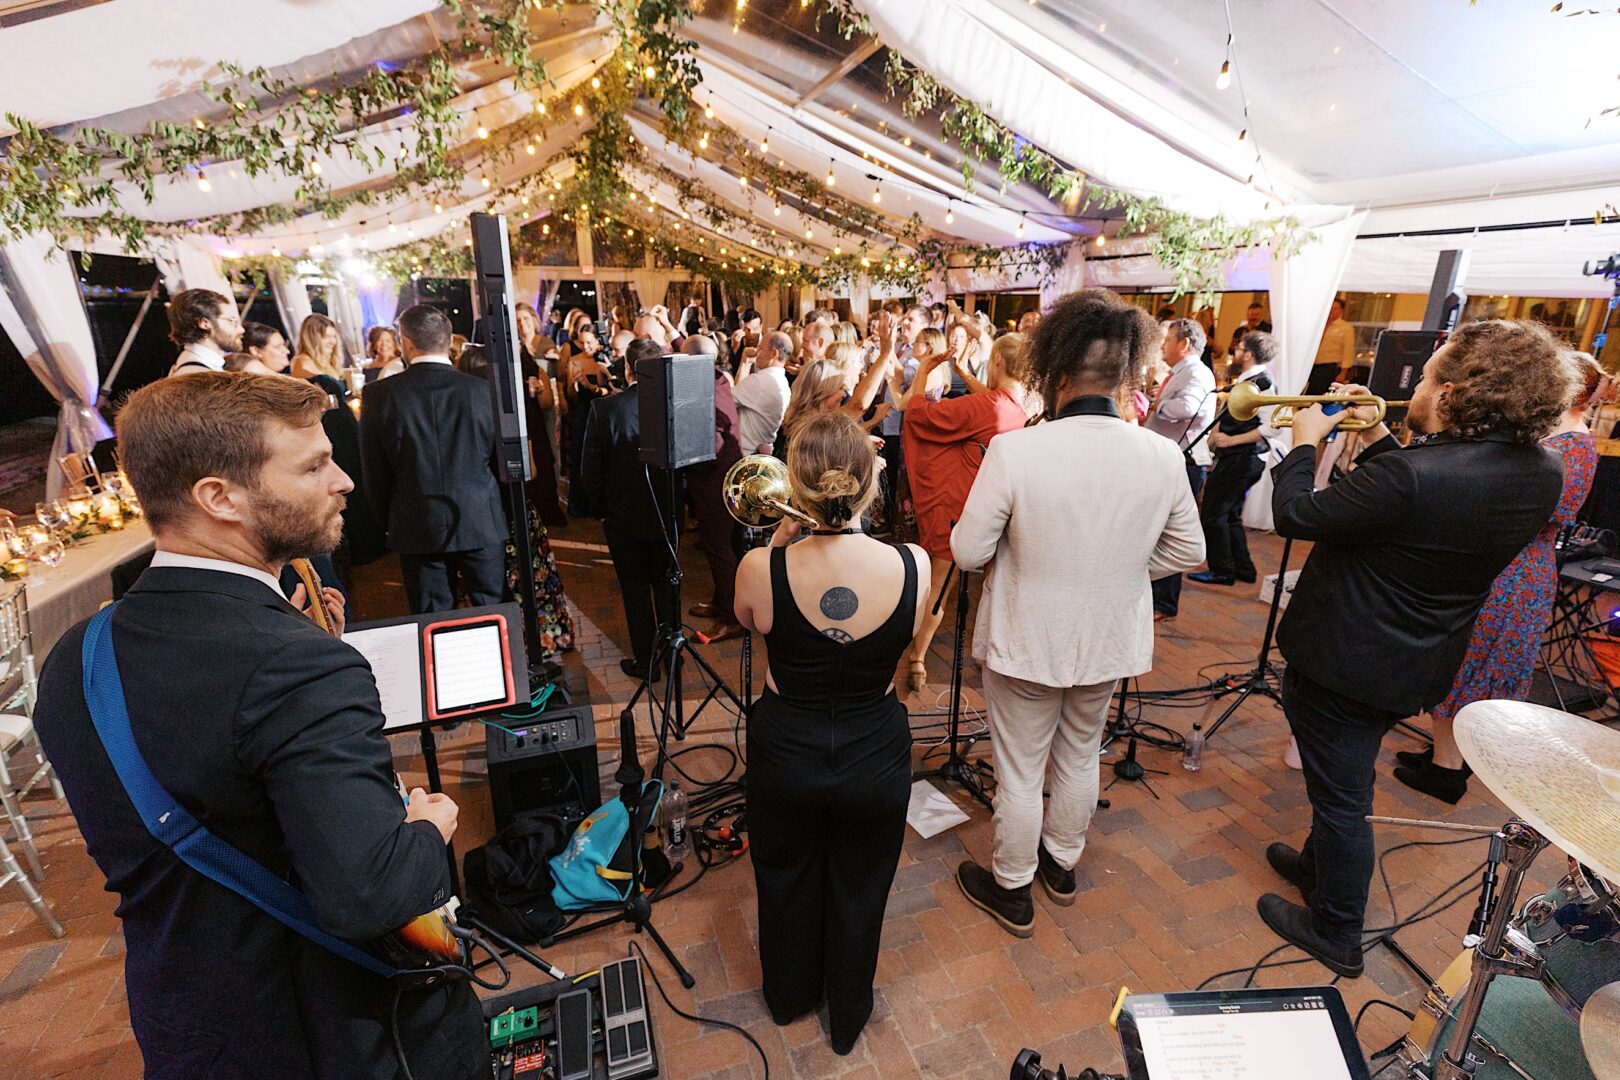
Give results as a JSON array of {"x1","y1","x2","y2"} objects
[{"x1": 484, "y1": 954, "x2": 658, "y2": 1080}]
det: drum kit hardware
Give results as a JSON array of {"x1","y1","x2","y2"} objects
[{"x1": 1390, "y1": 700, "x2": 1620, "y2": 1080}]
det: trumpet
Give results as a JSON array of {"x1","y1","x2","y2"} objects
[
  {"x1": 1225, "y1": 381, "x2": 1408, "y2": 432},
  {"x1": 722, "y1": 454, "x2": 819, "y2": 529}
]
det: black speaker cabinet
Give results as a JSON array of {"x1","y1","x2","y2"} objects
[
  {"x1": 636, "y1": 354, "x2": 717, "y2": 470},
  {"x1": 486, "y1": 704, "x2": 601, "y2": 830},
  {"x1": 1368, "y1": 330, "x2": 1447, "y2": 424}
]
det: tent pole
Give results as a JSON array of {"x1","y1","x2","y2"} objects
[{"x1": 101, "y1": 281, "x2": 159, "y2": 396}]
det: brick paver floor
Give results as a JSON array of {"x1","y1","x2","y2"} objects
[{"x1": 0, "y1": 521, "x2": 1586, "y2": 1078}]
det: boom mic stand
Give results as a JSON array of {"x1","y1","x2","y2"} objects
[{"x1": 912, "y1": 564, "x2": 994, "y2": 810}]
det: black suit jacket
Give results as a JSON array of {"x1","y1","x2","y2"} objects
[
  {"x1": 581, "y1": 385, "x2": 680, "y2": 541},
  {"x1": 360, "y1": 361, "x2": 506, "y2": 555},
  {"x1": 1273, "y1": 433, "x2": 1564, "y2": 715},
  {"x1": 34, "y1": 568, "x2": 483, "y2": 1079}
]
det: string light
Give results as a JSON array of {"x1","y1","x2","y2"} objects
[
  {"x1": 477, "y1": 125, "x2": 489, "y2": 139},
  {"x1": 1094, "y1": 232, "x2": 1107, "y2": 248},
  {"x1": 270, "y1": 247, "x2": 281, "y2": 257},
  {"x1": 1216, "y1": 37, "x2": 1233, "y2": 89},
  {"x1": 196, "y1": 170, "x2": 211, "y2": 193},
  {"x1": 1016, "y1": 212, "x2": 1026, "y2": 238},
  {"x1": 434, "y1": 202, "x2": 443, "y2": 213},
  {"x1": 574, "y1": 102, "x2": 585, "y2": 116},
  {"x1": 945, "y1": 200, "x2": 955, "y2": 225},
  {"x1": 526, "y1": 142, "x2": 536, "y2": 155},
  {"x1": 644, "y1": 65, "x2": 656, "y2": 78},
  {"x1": 804, "y1": 225, "x2": 813, "y2": 239},
  {"x1": 481, "y1": 175, "x2": 492, "y2": 188},
  {"x1": 704, "y1": 103, "x2": 714, "y2": 119},
  {"x1": 535, "y1": 101, "x2": 546, "y2": 115},
  {"x1": 1237, "y1": 128, "x2": 1247, "y2": 142},
  {"x1": 388, "y1": 223, "x2": 397, "y2": 233},
  {"x1": 826, "y1": 160, "x2": 836, "y2": 187},
  {"x1": 590, "y1": 76, "x2": 600, "y2": 89},
  {"x1": 774, "y1": 202, "x2": 782, "y2": 216},
  {"x1": 872, "y1": 182, "x2": 882, "y2": 204},
  {"x1": 760, "y1": 128, "x2": 770, "y2": 154}
]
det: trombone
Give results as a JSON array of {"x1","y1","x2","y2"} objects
[
  {"x1": 1225, "y1": 381, "x2": 1409, "y2": 432},
  {"x1": 722, "y1": 454, "x2": 819, "y2": 529}
]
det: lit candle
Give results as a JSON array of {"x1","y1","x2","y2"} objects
[
  {"x1": 3, "y1": 558, "x2": 27, "y2": 579},
  {"x1": 17, "y1": 525, "x2": 48, "y2": 553}
]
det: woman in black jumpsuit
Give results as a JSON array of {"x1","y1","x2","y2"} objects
[{"x1": 734, "y1": 412, "x2": 928, "y2": 1055}]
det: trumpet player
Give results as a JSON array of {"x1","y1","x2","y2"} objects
[
  {"x1": 1258, "y1": 319, "x2": 1579, "y2": 978},
  {"x1": 1189, "y1": 331, "x2": 1276, "y2": 588}
]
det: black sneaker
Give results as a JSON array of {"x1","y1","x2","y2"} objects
[
  {"x1": 1394, "y1": 744, "x2": 1433, "y2": 769},
  {"x1": 1257, "y1": 893, "x2": 1363, "y2": 978},
  {"x1": 1395, "y1": 761, "x2": 1469, "y2": 805},
  {"x1": 1035, "y1": 845, "x2": 1076, "y2": 906},
  {"x1": 957, "y1": 861, "x2": 1034, "y2": 938},
  {"x1": 1265, "y1": 842, "x2": 1316, "y2": 904}
]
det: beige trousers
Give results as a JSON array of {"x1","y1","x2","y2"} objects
[{"x1": 982, "y1": 667, "x2": 1116, "y2": 890}]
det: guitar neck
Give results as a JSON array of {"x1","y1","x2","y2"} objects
[{"x1": 290, "y1": 558, "x2": 337, "y2": 636}]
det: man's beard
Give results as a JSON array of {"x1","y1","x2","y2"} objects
[
  {"x1": 1406, "y1": 396, "x2": 1439, "y2": 436},
  {"x1": 248, "y1": 488, "x2": 346, "y2": 564}
]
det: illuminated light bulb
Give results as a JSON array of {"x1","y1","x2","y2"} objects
[
  {"x1": 826, "y1": 164, "x2": 836, "y2": 186},
  {"x1": 903, "y1": 136, "x2": 912, "y2": 147},
  {"x1": 465, "y1": 238, "x2": 473, "y2": 248},
  {"x1": 574, "y1": 103, "x2": 585, "y2": 116},
  {"x1": 805, "y1": 226, "x2": 813, "y2": 239},
  {"x1": 861, "y1": 257, "x2": 871, "y2": 268},
  {"x1": 196, "y1": 171, "x2": 211, "y2": 192},
  {"x1": 1016, "y1": 214, "x2": 1026, "y2": 238},
  {"x1": 590, "y1": 76, "x2": 600, "y2": 89},
  {"x1": 308, "y1": 160, "x2": 322, "y2": 175},
  {"x1": 542, "y1": 223, "x2": 550, "y2": 234},
  {"x1": 1094, "y1": 232, "x2": 1107, "y2": 248},
  {"x1": 834, "y1": 243, "x2": 842, "y2": 255},
  {"x1": 774, "y1": 203, "x2": 782, "y2": 216},
  {"x1": 477, "y1": 125, "x2": 489, "y2": 139},
  {"x1": 1216, "y1": 60, "x2": 1232, "y2": 90},
  {"x1": 761, "y1": 131, "x2": 770, "y2": 153},
  {"x1": 270, "y1": 247, "x2": 282, "y2": 257},
  {"x1": 644, "y1": 65, "x2": 656, "y2": 78},
  {"x1": 434, "y1": 202, "x2": 443, "y2": 213},
  {"x1": 526, "y1": 142, "x2": 536, "y2": 155},
  {"x1": 388, "y1": 223, "x2": 397, "y2": 233},
  {"x1": 522, "y1": 195, "x2": 530, "y2": 205},
  {"x1": 945, "y1": 205, "x2": 955, "y2": 224},
  {"x1": 481, "y1": 176, "x2": 491, "y2": 188},
  {"x1": 704, "y1": 104, "x2": 714, "y2": 119},
  {"x1": 872, "y1": 184, "x2": 881, "y2": 203},
  {"x1": 699, "y1": 134, "x2": 709, "y2": 149},
  {"x1": 536, "y1": 101, "x2": 546, "y2": 115}
]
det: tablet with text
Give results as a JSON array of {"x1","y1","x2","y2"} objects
[
  {"x1": 1117, "y1": 986, "x2": 1369, "y2": 1080},
  {"x1": 422, "y1": 613, "x2": 517, "y2": 721}
]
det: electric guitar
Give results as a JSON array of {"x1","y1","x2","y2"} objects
[{"x1": 289, "y1": 558, "x2": 467, "y2": 972}]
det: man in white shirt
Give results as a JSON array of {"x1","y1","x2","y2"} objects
[
  {"x1": 1306, "y1": 297, "x2": 1356, "y2": 393},
  {"x1": 1144, "y1": 318, "x2": 1217, "y2": 619},
  {"x1": 950, "y1": 292, "x2": 1204, "y2": 938},
  {"x1": 733, "y1": 331, "x2": 793, "y2": 454},
  {"x1": 166, "y1": 289, "x2": 243, "y2": 376}
]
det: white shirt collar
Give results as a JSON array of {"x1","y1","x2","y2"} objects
[
  {"x1": 1235, "y1": 365, "x2": 1269, "y2": 383},
  {"x1": 182, "y1": 341, "x2": 226, "y2": 370},
  {"x1": 149, "y1": 551, "x2": 285, "y2": 599},
  {"x1": 409, "y1": 354, "x2": 452, "y2": 366}
]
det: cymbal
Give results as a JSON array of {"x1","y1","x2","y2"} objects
[
  {"x1": 1583, "y1": 981, "x2": 1620, "y2": 1080},
  {"x1": 1454, "y1": 699, "x2": 1620, "y2": 883}
]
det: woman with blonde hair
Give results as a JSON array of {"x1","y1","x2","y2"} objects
[
  {"x1": 734, "y1": 411, "x2": 929, "y2": 1057},
  {"x1": 772, "y1": 359, "x2": 846, "y2": 458},
  {"x1": 895, "y1": 331, "x2": 1036, "y2": 691},
  {"x1": 291, "y1": 313, "x2": 344, "y2": 380}
]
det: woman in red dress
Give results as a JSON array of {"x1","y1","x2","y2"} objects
[{"x1": 896, "y1": 332, "x2": 1036, "y2": 693}]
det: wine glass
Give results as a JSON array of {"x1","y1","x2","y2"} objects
[
  {"x1": 35, "y1": 502, "x2": 63, "y2": 533},
  {"x1": 34, "y1": 540, "x2": 65, "y2": 568}
]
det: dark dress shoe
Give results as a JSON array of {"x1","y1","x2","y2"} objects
[
  {"x1": 688, "y1": 602, "x2": 720, "y2": 619},
  {"x1": 1265, "y1": 842, "x2": 1316, "y2": 903},
  {"x1": 1395, "y1": 761, "x2": 1469, "y2": 805},
  {"x1": 1188, "y1": 571, "x2": 1236, "y2": 586},
  {"x1": 1235, "y1": 569, "x2": 1258, "y2": 584},
  {"x1": 619, "y1": 658, "x2": 647, "y2": 679},
  {"x1": 1257, "y1": 893, "x2": 1364, "y2": 978},
  {"x1": 705, "y1": 621, "x2": 747, "y2": 643},
  {"x1": 1036, "y1": 844, "x2": 1077, "y2": 906},
  {"x1": 957, "y1": 861, "x2": 1035, "y2": 938},
  {"x1": 1395, "y1": 744, "x2": 1434, "y2": 769}
]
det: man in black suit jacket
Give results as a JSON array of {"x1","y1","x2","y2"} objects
[
  {"x1": 582, "y1": 339, "x2": 682, "y2": 678},
  {"x1": 33, "y1": 372, "x2": 483, "y2": 1079},
  {"x1": 1258, "y1": 319, "x2": 1575, "y2": 978},
  {"x1": 361, "y1": 304, "x2": 508, "y2": 614}
]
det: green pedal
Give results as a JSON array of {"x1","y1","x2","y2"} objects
[{"x1": 488, "y1": 1006, "x2": 541, "y2": 1047}]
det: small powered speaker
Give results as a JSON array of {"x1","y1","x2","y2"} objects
[
  {"x1": 1368, "y1": 329, "x2": 1447, "y2": 423},
  {"x1": 637, "y1": 354, "x2": 716, "y2": 470}
]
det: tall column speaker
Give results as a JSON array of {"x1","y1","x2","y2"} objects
[{"x1": 637, "y1": 354, "x2": 716, "y2": 470}]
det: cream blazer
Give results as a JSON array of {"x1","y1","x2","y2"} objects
[{"x1": 951, "y1": 413, "x2": 1205, "y2": 688}]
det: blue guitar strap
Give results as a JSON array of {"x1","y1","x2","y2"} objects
[{"x1": 81, "y1": 603, "x2": 401, "y2": 979}]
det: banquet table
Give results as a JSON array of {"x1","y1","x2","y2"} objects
[{"x1": 21, "y1": 521, "x2": 154, "y2": 663}]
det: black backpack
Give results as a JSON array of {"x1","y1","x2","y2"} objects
[{"x1": 460, "y1": 812, "x2": 570, "y2": 945}]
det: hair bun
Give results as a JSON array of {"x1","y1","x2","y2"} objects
[{"x1": 816, "y1": 468, "x2": 861, "y2": 499}]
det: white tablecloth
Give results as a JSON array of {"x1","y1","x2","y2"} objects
[{"x1": 22, "y1": 521, "x2": 155, "y2": 662}]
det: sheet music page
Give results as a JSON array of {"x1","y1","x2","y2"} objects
[
  {"x1": 1137, "y1": 1008, "x2": 1352, "y2": 1080},
  {"x1": 431, "y1": 624, "x2": 508, "y2": 711},
  {"x1": 343, "y1": 623, "x2": 425, "y2": 731}
]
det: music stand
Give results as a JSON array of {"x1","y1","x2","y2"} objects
[{"x1": 912, "y1": 565, "x2": 994, "y2": 811}]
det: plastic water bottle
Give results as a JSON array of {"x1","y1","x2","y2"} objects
[
  {"x1": 1182, "y1": 724, "x2": 1205, "y2": 772},
  {"x1": 663, "y1": 780, "x2": 691, "y2": 863}
]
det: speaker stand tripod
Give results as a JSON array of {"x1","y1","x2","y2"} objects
[
  {"x1": 913, "y1": 565, "x2": 994, "y2": 811},
  {"x1": 1101, "y1": 679, "x2": 1167, "y2": 799}
]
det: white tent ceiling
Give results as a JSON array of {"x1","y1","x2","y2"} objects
[{"x1": 2, "y1": 0, "x2": 1616, "y2": 295}]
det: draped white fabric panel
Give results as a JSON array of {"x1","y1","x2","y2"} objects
[
  {"x1": 0, "y1": 0, "x2": 439, "y2": 134},
  {"x1": 854, "y1": 0, "x2": 1273, "y2": 222},
  {"x1": 327, "y1": 279, "x2": 367, "y2": 359},
  {"x1": 269, "y1": 266, "x2": 314, "y2": 344},
  {"x1": 153, "y1": 239, "x2": 238, "y2": 311},
  {"x1": 1039, "y1": 246, "x2": 1088, "y2": 311},
  {"x1": 1242, "y1": 210, "x2": 1366, "y2": 531},
  {"x1": 0, "y1": 233, "x2": 114, "y2": 498},
  {"x1": 358, "y1": 282, "x2": 402, "y2": 333},
  {"x1": 1342, "y1": 223, "x2": 1620, "y2": 299}
]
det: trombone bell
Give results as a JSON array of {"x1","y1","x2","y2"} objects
[
  {"x1": 722, "y1": 454, "x2": 819, "y2": 529},
  {"x1": 1225, "y1": 381, "x2": 1390, "y2": 432}
]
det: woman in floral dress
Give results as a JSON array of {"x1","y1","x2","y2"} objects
[{"x1": 1396, "y1": 354, "x2": 1604, "y2": 803}]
